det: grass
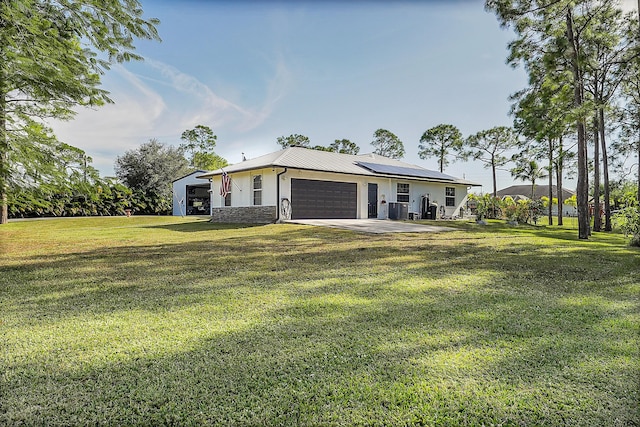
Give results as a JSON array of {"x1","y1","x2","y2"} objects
[{"x1": 0, "y1": 216, "x2": 638, "y2": 426}]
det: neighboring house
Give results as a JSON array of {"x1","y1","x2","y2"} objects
[
  {"x1": 172, "y1": 170, "x2": 210, "y2": 216},
  {"x1": 197, "y1": 147, "x2": 479, "y2": 223},
  {"x1": 496, "y1": 185, "x2": 577, "y2": 216}
]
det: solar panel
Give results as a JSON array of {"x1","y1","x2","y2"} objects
[{"x1": 356, "y1": 161, "x2": 455, "y2": 181}]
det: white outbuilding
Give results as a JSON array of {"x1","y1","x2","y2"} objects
[{"x1": 172, "y1": 170, "x2": 210, "y2": 216}]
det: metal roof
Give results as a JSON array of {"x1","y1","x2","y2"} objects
[
  {"x1": 197, "y1": 147, "x2": 479, "y2": 185},
  {"x1": 172, "y1": 170, "x2": 207, "y2": 183}
]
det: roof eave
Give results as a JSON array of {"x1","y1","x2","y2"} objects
[
  {"x1": 198, "y1": 166, "x2": 478, "y2": 186},
  {"x1": 173, "y1": 170, "x2": 207, "y2": 182}
]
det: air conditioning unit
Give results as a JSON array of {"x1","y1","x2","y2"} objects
[{"x1": 388, "y1": 202, "x2": 408, "y2": 220}]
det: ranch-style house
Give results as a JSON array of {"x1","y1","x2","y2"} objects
[{"x1": 197, "y1": 146, "x2": 479, "y2": 223}]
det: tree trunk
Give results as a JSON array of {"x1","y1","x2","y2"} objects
[
  {"x1": 531, "y1": 181, "x2": 535, "y2": 199},
  {"x1": 556, "y1": 152, "x2": 564, "y2": 225},
  {"x1": 593, "y1": 114, "x2": 601, "y2": 232},
  {"x1": 548, "y1": 138, "x2": 553, "y2": 225},
  {"x1": 567, "y1": 8, "x2": 590, "y2": 239},
  {"x1": 0, "y1": 88, "x2": 7, "y2": 225},
  {"x1": 599, "y1": 107, "x2": 612, "y2": 231},
  {"x1": 0, "y1": 179, "x2": 6, "y2": 225},
  {"x1": 0, "y1": 25, "x2": 7, "y2": 225},
  {"x1": 492, "y1": 161, "x2": 497, "y2": 198},
  {"x1": 557, "y1": 136, "x2": 564, "y2": 226}
]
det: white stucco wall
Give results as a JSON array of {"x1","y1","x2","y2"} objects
[
  {"x1": 402, "y1": 181, "x2": 470, "y2": 218},
  {"x1": 211, "y1": 169, "x2": 279, "y2": 208},
  {"x1": 210, "y1": 168, "x2": 472, "y2": 219}
]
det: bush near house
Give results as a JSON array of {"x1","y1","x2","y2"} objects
[
  {"x1": 469, "y1": 193, "x2": 543, "y2": 224},
  {"x1": 469, "y1": 193, "x2": 503, "y2": 220}
]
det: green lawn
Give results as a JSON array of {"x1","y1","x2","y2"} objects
[{"x1": 1, "y1": 217, "x2": 638, "y2": 426}]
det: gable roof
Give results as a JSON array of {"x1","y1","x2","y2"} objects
[
  {"x1": 497, "y1": 185, "x2": 576, "y2": 201},
  {"x1": 172, "y1": 170, "x2": 207, "y2": 183},
  {"x1": 198, "y1": 147, "x2": 478, "y2": 185}
]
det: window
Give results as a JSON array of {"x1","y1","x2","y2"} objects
[
  {"x1": 397, "y1": 183, "x2": 409, "y2": 203},
  {"x1": 446, "y1": 187, "x2": 456, "y2": 207},
  {"x1": 253, "y1": 175, "x2": 262, "y2": 206},
  {"x1": 224, "y1": 190, "x2": 231, "y2": 207}
]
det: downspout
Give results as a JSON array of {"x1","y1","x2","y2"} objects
[
  {"x1": 276, "y1": 167, "x2": 288, "y2": 222},
  {"x1": 208, "y1": 178, "x2": 212, "y2": 218}
]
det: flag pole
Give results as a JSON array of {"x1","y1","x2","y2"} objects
[{"x1": 220, "y1": 168, "x2": 242, "y2": 191}]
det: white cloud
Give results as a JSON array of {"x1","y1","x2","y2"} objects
[
  {"x1": 49, "y1": 65, "x2": 168, "y2": 175},
  {"x1": 53, "y1": 67, "x2": 166, "y2": 148},
  {"x1": 144, "y1": 58, "x2": 291, "y2": 133},
  {"x1": 261, "y1": 55, "x2": 293, "y2": 122},
  {"x1": 49, "y1": 58, "x2": 292, "y2": 176},
  {"x1": 145, "y1": 59, "x2": 254, "y2": 130}
]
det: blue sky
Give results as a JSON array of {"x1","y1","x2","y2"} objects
[{"x1": 50, "y1": 0, "x2": 637, "y2": 193}]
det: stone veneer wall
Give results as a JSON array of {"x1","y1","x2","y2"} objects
[{"x1": 211, "y1": 206, "x2": 278, "y2": 223}]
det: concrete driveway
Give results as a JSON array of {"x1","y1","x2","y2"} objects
[{"x1": 285, "y1": 219, "x2": 455, "y2": 234}]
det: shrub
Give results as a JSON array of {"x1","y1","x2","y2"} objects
[
  {"x1": 613, "y1": 200, "x2": 640, "y2": 247},
  {"x1": 468, "y1": 194, "x2": 543, "y2": 225},
  {"x1": 503, "y1": 196, "x2": 517, "y2": 222},
  {"x1": 469, "y1": 194, "x2": 503, "y2": 220},
  {"x1": 7, "y1": 181, "x2": 142, "y2": 218}
]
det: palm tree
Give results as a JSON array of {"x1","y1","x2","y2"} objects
[{"x1": 511, "y1": 159, "x2": 548, "y2": 199}]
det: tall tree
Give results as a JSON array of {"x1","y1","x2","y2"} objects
[
  {"x1": 637, "y1": 0, "x2": 640, "y2": 199},
  {"x1": 566, "y1": 5, "x2": 591, "y2": 239},
  {"x1": 512, "y1": 64, "x2": 575, "y2": 226},
  {"x1": 371, "y1": 129, "x2": 405, "y2": 159},
  {"x1": 115, "y1": 139, "x2": 189, "y2": 202},
  {"x1": 615, "y1": 13, "x2": 640, "y2": 203},
  {"x1": 582, "y1": 5, "x2": 634, "y2": 231},
  {"x1": 418, "y1": 124, "x2": 463, "y2": 173},
  {"x1": 511, "y1": 158, "x2": 548, "y2": 199},
  {"x1": 616, "y1": 62, "x2": 640, "y2": 201},
  {"x1": 463, "y1": 126, "x2": 518, "y2": 197},
  {"x1": 179, "y1": 125, "x2": 228, "y2": 170},
  {"x1": 592, "y1": 114, "x2": 604, "y2": 232},
  {"x1": 486, "y1": 0, "x2": 604, "y2": 239},
  {"x1": 0, "y1": 0, "x2": 160, "y2": 224},
  {"x1": 329, "y1": 139, "x2": 360, "y2": 155},
  {"x1": 276, "y1": 134, "x2": 310, "y2": 149}
]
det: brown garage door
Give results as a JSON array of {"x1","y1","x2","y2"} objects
[{"x1": 291, "y1": 179, "x2": 357, "y2": 219}]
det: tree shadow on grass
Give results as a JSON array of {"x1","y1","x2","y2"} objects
[
  {"x1": 2, "y1": 270, "x2": 637, "y2": 425},
  {"x1": 142, "y1": 221, "x2": 264, "y2": 233},
  {"x1": 1, "y1": 224, "x2": 637, "y2": 322},
  {"x1": 1, "y1": 223, "x2": 638, "y2": 424}
]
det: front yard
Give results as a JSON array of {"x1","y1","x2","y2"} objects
[{"x1": 1, "y1": 217, "x2": 638, "y2": 425}]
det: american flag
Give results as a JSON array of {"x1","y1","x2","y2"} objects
[{"x1": 219, "y1": 171, "x2": 231, "y2": 198}]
